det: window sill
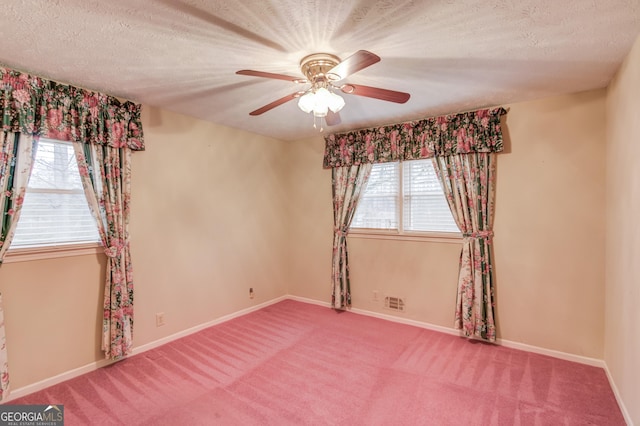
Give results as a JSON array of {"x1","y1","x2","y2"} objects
[
  {"x1": 348, "y1": 230, "x2": 462, "y2": 244},
  {"x1": 4, "y1": 242, "x2": 103, "y2": 263}
]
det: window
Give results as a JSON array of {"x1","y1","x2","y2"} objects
[
  {"x1": 10, "y1": 138, "x2": 100, "y2": 249},
  {"x1": 351, "y1": 159, "x2": 459, "y2": 235}
]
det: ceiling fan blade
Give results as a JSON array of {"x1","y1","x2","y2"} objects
[
  {"x1": 341, "y1": 83, "x2": 410, "y2": 104},
  {"x1": 325, "y1": 110, "x2": 342, "y2": 126},
  {"x1": 237, "y1": 70, "x2": 306, "y2": 83},
  {"x1": 328, "y1": 50, "x2": 380, "y2": 80},
  {"x1": 249, "y1": 92, "x2": 299, "y2": 115}
]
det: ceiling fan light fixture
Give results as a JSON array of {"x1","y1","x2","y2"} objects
[
  {"x1": 297, "y1": 87, "x2": 345, "y2": 117},
  {"x1": 312, "y1": 102, "x2": 329, "y2": 117},
  {"x1": 328, "y1": 91, "x2": 345, "y2": 113},
  {"x1": 297, "y1": 92, "x2": 315, "y2": 113},
  {"x1": 238, "y1": 50, "x2": 410, "y2": 128}
]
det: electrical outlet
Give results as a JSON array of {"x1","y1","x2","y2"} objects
[
  {"x1": 249, "y1": 288, "x2": 254, "y2": 299},
  {"x1": 155, "y1": 312, "x2": 165, "y2": 327},
  {"x1": 372, "y1": 290, "x2": 379, "y2": 301}
]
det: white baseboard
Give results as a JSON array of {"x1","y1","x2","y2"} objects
[
  {"x1": 287, "y1": 295, "x2": 461, "y2": 337},
  {"x1": 603, "y1": 363, "x2": 634, "y2": 426},
  {"x1": 2, "y1": 358, "x2": 116, "y2": 403},
  {"x1": 3, "y1": 296, "x2": 288, "y2": 403},
  {"x1": 286, "y1": 295, "x2": 332, "y2": 308},
  {"x1": 496, "y1": 337, "x2": 604, "y2": 368},
  {"x1": 351, "y1": 305, "x2": 461, "y2": 337},
  {"x1": 131, "y1": 296, "x2": 287, "y2": 355},
  {"x1": 3, "y1": 293, "x2": 628, "y2": 422},
  {"x1": 288, "y1": 295, "x2": 606, "y2": 367}
]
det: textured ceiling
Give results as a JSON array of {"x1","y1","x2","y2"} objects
[{"x1": 1, "y1": 0, "x2": 639, "y2": 141}]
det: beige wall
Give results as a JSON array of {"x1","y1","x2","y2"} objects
[
  {"x1": 131, "y1": 107, "x2": 289, "y2": 346},
  {"x1": 605, "y1": 34, "x2": 640, "y2": 424},
  {"x1": 495, "y1": 90, "x2": 605, "y2": 357},
  {"x1": 288, "y1": 89, "x2": 607, "y2": 358},
  {"x1": 0, "y1": 87, "x2": 613, "y2": 394},
  {"x1": 0, "y1": 106, "x2": 290, "y2": 390},
  {"x1": 286, "y1": 137, "x2": 460, "y2": 324},
  {"x1": 0, "y1": 255, "x2": 106, "y2": 389}
]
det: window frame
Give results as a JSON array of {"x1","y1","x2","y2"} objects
[
  {"x1": 349, "y1": 160, "x2": 462, "y2": 243},
  {"x1": 5, "y1": 137, "x2": 103, "y2": 262},
  {"x1": 4, "y1": 242, "x2": 103, "y2": 263}
]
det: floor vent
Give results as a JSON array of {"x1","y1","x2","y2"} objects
[{"x1": 384, "y1": 296, "x2": 405, "y2": 312}]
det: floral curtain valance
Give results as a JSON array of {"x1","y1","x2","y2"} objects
[
  {"x1": 1, "y1": 66, "x2": 144, "y2": 151},
  {"x1": 323, "y1": 107, "x2": 506, "y2": 168}
]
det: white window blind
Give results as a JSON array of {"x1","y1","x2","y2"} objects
[
  {"x1": 11, "y1": 138, "x2": 100, "y2": 248},
  {"x1": 403, "y1": 160, "x2": 459, "y2": 233},
  {"x1": 351, "y1": 159, "x2": 459, "y2": 234},
  {"x1": 350, "y1": 162, "x2": 399, "y2": 230}
]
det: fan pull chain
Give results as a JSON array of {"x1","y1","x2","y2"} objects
[{"x1": 312, "y1": 115, "x2": 324, "y2": 132}]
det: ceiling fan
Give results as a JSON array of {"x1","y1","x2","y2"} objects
[{"x1": 236, "y1": 50, "x2": 410, "y2": 127}]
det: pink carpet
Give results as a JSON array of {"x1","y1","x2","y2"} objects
[{"x1": 11, "y1": 300, "x2": 624, "y2": 425}]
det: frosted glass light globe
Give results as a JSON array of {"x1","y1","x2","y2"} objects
[{"x1": 298, "y1": 92, "x2": 315, "y2": 113}]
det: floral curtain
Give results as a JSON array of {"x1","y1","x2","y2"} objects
[
  {"x1": 1, "y1": 67, "x2": 144, "y2": 150},
  {"x1": 331, "y1": 164, "x2": 373, "y2": 309},
  {"x1": 432, "y1": 152, "x2": 497, "y2": 341},
  {"x1": 0, "y1": 294, "x2": 8, "y2": 400},
  {"x1": 0, "y1": 131, "x2": 37, "y2": 400},
  {"x1": 324, "y1": 108, "x2": 506, "y2": 168},
  {"x1": 0, "y1": 65, "x2": 143, "y2": 366},
  {"x1": 323, "y1": 107, "x2": 506, "y2": 340},
  {"x1": 0, "y1": 132, "x2": 37, "y2": 259},
  {"x1": 73, "y1": 142, "x2": 133, "y2": 360}
]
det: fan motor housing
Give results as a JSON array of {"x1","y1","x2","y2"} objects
[{"x1": 300, "y1": 53, "x2": 341, "y2": 82}]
